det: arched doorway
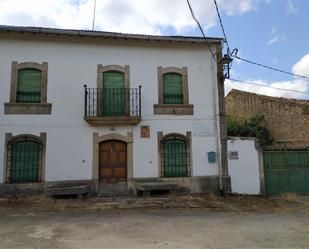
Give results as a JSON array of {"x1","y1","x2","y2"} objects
[{"x1": 99, "y1": 140, "x2": 127, "y2": 183}]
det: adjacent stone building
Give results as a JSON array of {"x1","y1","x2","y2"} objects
[{"x1": 226, "y1": 89, "x2": 309, "y2": 149}]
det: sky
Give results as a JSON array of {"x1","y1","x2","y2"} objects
[{"x1": 0, "y1": 0, "x2": 308, "y2": 99}]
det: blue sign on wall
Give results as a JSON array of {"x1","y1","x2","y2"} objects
[{"x1": 208, "y1": 151, "x2": 216, "y2": 163}]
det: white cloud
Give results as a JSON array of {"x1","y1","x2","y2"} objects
[
  {"x1": 218, "y1": 0, "x2": 256, "y2": 15},
  {"x1": 266, "y1": 27, "x2": 285, "y2": 45},
  {"x1": 0, "y1": 0, "x2": 257, "y2": 34},
  {"x1": 286, "y1": 0, "x2": 298, "y2": 15},
  {"x1": 292, "y1": 53, "x2": 309, "y2": 77}
]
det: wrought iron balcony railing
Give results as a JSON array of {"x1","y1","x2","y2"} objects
[{"x1": 84, "y1": 85, "x2": 141, "y2": 122}]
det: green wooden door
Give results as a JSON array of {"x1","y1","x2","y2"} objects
[
  {"x1": 163, "y1": 73, "x2": 183, "y2": 104},
  {"x1": 102, "y1": 71, "x2": 126, "y2": 116},
  {"x1": 10, "y1": 141, "x2": 40, "y2": 183},
  {"x1": 17, "y1": 69, "x2": 41, "y2": 103},
  {"x1": 263, "y1": 150, "x2": 309, "y2": 195},
  {"x1": 163, "y1": 139, "x2": 188, "y2": 177}
]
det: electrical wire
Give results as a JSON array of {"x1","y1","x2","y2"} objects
[
  {"x1": 188, "y1": 0, "x2": 309, "y2": 93},
  {"x1": 233, "y1": 54, "x2": 309, "y2": 80},
  {"x1": 186, "y1": 0, "x2": 217, "y2": 62},
  {"x1": 229, "y1": 78, "x2": 308, "y2": 94},
  {"x1": 212, "y1": 0, "x2": 309, "y2": 81},
  {"x1": 213, "y1": 0, "x2": 229, "y2": 50}
]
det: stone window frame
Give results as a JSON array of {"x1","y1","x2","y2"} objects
[
  {"x1": 154, "y1": 66, "x2": 193, "y2": 115},
  {"x1": 3, "y1": 133, "x2": 46, "y2": 183},
  {"x1": 4, "y1": 61, "x2": 52, "y2": 114},
  {"x1": 157, "y1": 131, "x2": 192, "y2": 178},
  {"x1": 92, "y1": 132, "x2": 133, "y2": 192},
  {"x1": 96, "y1": 64, "x2": 130, "y2": 116}
]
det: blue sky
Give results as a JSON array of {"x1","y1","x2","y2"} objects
[
  {"x1": 0, "y1": 0, "x2": 308, "y2": 98},
  {"x1": 214, "y1": 0, "x2": 309, "y2": 82}
]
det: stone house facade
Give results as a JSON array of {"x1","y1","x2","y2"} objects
[
  {"x1": 0, "y1": 26, "x2": 230, "y2": 196},
  {"x1": 226, "y1": 89, "x2": 309, "y2": 149}
]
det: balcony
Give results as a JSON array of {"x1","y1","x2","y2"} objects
[{"x1": 83, "y1": 85, "x2": 142, "y2": 126}]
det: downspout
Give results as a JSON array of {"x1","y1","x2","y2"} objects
[{"x1": 216, "y1": 44, "x2": 231, "y2": 193}]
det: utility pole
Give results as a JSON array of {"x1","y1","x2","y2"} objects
[{"x1": 92, "y1": 0, "x2": 97, "y2": 30}]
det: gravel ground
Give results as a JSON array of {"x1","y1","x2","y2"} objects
[
  {"x1": 0, "y1": 208, "x2": 308, "y2": 249},
  {"x1": 0, "y1": 195, "x2": 308, "y2": 249}
]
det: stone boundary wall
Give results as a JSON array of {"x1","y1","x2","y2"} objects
[{"x1": 226, "y1": 89, "x2": 309, "y2": 149}]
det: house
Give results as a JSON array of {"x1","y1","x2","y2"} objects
[
  {"x1": 226, "y1": 89, "x2": 309, "y2": 149},
  {"x1": 0, "y1": 25, "x2": 230, "y2": 196}
]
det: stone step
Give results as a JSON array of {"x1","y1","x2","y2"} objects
[
  {"x1": 135, "y1": 182, "x2": 178, "y2": 192},
  {"x1": 46, "y1": 185, "x2": 90, "y2": 197}
]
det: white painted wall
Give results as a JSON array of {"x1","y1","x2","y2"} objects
[
  {"x1": 0, "y1": 37, "x2": 221, "y2": 183},
  {"x1": 228, "y1": 138, "x2": 261, "y2": 195}
]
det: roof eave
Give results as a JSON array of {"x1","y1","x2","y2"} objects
[{"x1": 0, "y1": 25, "x2": 224, "y2": 44}]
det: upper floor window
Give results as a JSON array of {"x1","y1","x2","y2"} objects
[
  {"x1": 163, "y1": 73, "x2": 183, "y2": 104},
  {"x1": 154, "y1": 66, "x2": 193, "y2": 115},
  {"x1": 102, "y1": 70, "x2": 126, "y2": 116},
  {"x1": 97, "y1": 65, "x2": 130, "y2": 117},
  {"x1": 4, "y1": 61, "x2": 52, "y2": 114},
  {"x1": 17, "y1": 68, "x2": 42, "y2": 103}
]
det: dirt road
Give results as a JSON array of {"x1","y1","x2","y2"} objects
[{"x1": 0, "y1": 207, "x2": 308, "y2": 249}]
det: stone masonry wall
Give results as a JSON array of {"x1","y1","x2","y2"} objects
[{"x1": 226, "y1": 89, "x2": 309, "y2": 149}]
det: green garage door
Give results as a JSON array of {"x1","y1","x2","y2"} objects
[{"x1": 263, "y1": 150, "x2": 309, "y2": 195}]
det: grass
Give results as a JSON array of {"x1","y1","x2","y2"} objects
[{"x1": 278, "y1": 192, "x2": 299, "y2": 202}]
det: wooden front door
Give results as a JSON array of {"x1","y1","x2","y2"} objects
[{"x1": 99, "y1": 140, "x2": 127, "y2": 182}]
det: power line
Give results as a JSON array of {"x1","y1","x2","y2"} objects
[
  {"x1": 187, "y1": 0, "x2": 309, "y2": 82},
  {"x1": 229, "y1": 78, "x2": 308, "y2": 94},
  {"x1": 213, "y1": 0, "x2": 229, "y2": 50},
  {"x1": 233, "y1": 54, "x2": 309, "y2": 80},
  {"x1": 186, "y1": 0, "x2": 217, "y2": 62}
]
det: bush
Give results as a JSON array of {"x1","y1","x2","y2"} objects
[{"x1": 227, "y1": 113, "x2": 272, "y2": 145}]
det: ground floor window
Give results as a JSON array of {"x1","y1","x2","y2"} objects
[
  {"x1": 6, "y1": 134, "x2": 44, "y2": 183},
  {"x1": 161, "y1": 134, "x2": 190, "y2": 177}
]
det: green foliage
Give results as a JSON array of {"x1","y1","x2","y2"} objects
[{"x1": 227, "y1": 113, "x2": 272, "y2": 145}]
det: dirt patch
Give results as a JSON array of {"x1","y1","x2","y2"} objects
[{"x1": 0, "y1": 193, "x2": 308, "y2": 213}]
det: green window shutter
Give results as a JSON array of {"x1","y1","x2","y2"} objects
[
  {"x1": 10, "y1": 141, "x2": 40, "y2": 183},
  {"x1": 163, "y1": 139, "x2": 188, "y2": 177},
  {"x1": 163, "y1": 73, "x2": 183, "y2": 104},
  {"x1": 102, "y1": 71, "x2": 126, "y2": 116},
  {"x1": 17, "y1": 69, "x2": 41, "y2": 103}
]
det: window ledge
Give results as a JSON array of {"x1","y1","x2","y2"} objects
[
  {"x1": 153, "y1": 104, "x2": 193, "y2": 115},
  {"x1": 4, "y1": 103, "x2": 52, "y2": 114}
]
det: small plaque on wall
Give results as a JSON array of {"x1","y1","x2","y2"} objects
[
  {"x1": 229, "y1": 151, "x2": 239, "y2": 160},
  {"x1": 140, "y1": 125, "x2": 150, "y2": 138}
]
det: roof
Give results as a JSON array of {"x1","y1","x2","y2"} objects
[
  {"x1": 0, "y1": 25, "x2": 223, "y2": 44},
  {"x1": 227, "y1": 89, "x2": 309, "y2": 106}
]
